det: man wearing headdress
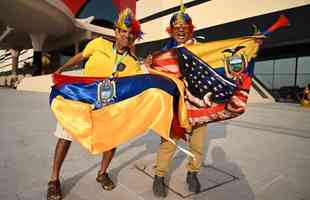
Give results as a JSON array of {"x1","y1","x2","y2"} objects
[
  {"x1": 47, "y1": 8, "x2": 143, "y2": 200},
  {"x1": 149, "y1": 4, "x2": 208, "y2": 198}
]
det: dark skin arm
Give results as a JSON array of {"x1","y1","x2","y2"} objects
[
  {"x1": 55, "y1": 52, "x2": 86, "y2": 74},
  {"x1": 144, "y1": 51, "x2": 162, "y2": 68}
]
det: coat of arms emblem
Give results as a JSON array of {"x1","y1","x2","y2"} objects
[{"x1": 97, "y1": 79, "x2": 116, "y2": 107}]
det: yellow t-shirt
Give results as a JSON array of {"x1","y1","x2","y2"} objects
[{"x1": 82, "y1": 37, "x2": 142, "y2": 77}]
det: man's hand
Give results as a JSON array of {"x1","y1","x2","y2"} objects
[
  {"x1": 144, "y1": 54, "x2": 153, "y2": 68},
  {"x1": 54, "y1": 67, "x2": 63, "y2": 74}
]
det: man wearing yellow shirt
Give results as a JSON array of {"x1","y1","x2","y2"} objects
[{"x1": 47, "y1": 8, "x2": 143, "y2": 200}]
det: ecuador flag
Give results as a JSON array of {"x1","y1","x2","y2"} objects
[{"x1": 50, "y1": 74, "x2": 180, "y2": 154}]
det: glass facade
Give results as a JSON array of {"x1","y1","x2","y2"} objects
[{"x1": 255, "y1": 56, "x2": 310, "y2": 102}]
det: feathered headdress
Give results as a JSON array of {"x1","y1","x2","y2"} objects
[{"x1": 115, "y1": 8, "x2": 143, "y2": 39}]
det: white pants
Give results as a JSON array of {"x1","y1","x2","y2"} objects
[{"x1": 54, "y1": 123, "x2": 73, "y2": 141}]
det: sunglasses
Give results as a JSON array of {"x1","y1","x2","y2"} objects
[{"x1": 172, "y1": 24, "x2": 192, "y2": 31}]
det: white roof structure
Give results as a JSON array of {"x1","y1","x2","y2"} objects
[{"x1": 0, "y1": 0, "x2": 114, "y2": 51}]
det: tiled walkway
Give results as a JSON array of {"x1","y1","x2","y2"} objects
[{"x1": 1, "y1": 88, "x2": 309, "y2": 200}]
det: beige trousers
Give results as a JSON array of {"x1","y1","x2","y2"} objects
[{"x1": 154, "y1": 126, "x2": 207, "y2": 177}]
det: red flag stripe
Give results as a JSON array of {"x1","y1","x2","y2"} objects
[
  {"x1": 239, "y1": 75, "x2": 252, "y2": 90},
  {"x1": 52, "y1": 73, "x2": 107, "y2": 88},
  {"x1": 188, "y1": 104, "x2": 225, "y2": 117},
  {"x1": 234, "y1": 91, "x2": 248, "y2": 102},
  {"x1": 153, "y1": 59, "x2": 179, "y2": 67},
  {"x1": 154, "y1": 65, "x2": 180, "y2": 74}
]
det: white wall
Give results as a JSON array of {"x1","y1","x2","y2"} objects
[
  {"x1": 16, "y1": 74, "x2": 52, "y2": 93},
  {"x1": 137, "y1": 0, "x2": 310, "y2": 43}
]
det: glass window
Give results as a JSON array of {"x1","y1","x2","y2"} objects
[
  {"x1": 256, "y1": 74, "x2": 274, "y2": 89},
  {"x1": 297, "y1": 56, "x2": 310, "y2": 73},
  {"x1": 255, "y1": 60, "x2": 274, "y2": 74},
  {"x1": 297, "y1": 56, "x2": 310, "y2": 87},
  {"x1": 274, "y1": 58, "x2": 295, "y2": 74},
  {"x1": 273, "y1": 58, "x2": 296, "y2": 89},
  {"x1": 273, "y1": 74, "x2": 295, "y2": 89},
  {"x1": 255, "y1": 60, "x2": 275, "y2": 89}
]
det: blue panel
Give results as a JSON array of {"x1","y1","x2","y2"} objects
[{"x1": 77, "y1": 0, "x2": 118, "y2": 23}]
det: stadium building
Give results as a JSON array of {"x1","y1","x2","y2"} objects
[{"x1": 0, "y1": 0, "x2": 309, "y2": 102}]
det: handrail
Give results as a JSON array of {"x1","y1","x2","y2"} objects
[
  {"x1": 0, "y1": 56, "x2": 33, "y2": 69},
  {"x1": 252, "y1": 79, "x2": 269, "y2": 98},
  {"x1": 0, "y1": 50, "x2": 30, "y2": 63}
]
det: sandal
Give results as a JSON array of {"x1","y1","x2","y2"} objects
[
  {"x1": 96, "y1": 172, "x2": 116, "y2": 191},
  {"x1": 47, "y1": 180, "x2": 62, "y2": 200}
]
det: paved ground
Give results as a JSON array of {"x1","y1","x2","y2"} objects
[{"x1": 1, "y1": 88, "x2": 310, "y2": 200}]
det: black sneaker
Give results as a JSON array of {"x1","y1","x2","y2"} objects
[
  {"x1": 153, "y1": 175, "x2": 167, "y2": 197},
  {"x1": 186, "y1": 171, "x2": 201, "y2": 193}
]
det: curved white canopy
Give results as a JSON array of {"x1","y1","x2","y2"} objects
[{"x1": 0, "y1": 0, "x2": 114, "y2": 51}]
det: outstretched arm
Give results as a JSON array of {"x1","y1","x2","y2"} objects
[{"x1": 55, "y1": 52, "x2": 86, "y2": 74}]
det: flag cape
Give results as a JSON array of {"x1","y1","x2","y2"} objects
[
  {"x1": 151, "y1": 35, "x2": 264, "y2": 127},
  {"x1": 151, "y1": 15, "x2": 289, "y2": 128}
]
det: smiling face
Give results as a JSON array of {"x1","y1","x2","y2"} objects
[
  {"x1": 171, "y1": 21, "x2": 193, "y2": 45},
  {"x1": 115, "y1": 27, "x2": 135, "y2": 53},
  {"x1": 169, "y1": 12, "x2": 194, "y2": 45}
]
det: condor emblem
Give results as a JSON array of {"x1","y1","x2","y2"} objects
[
  {"x1": 222, "y1": 46, "x2": 247, "y2": 79},
  {"x1": 225, "y1": 55, "x2": 246, "y2": 78},
  {"x1": 97, "y1": 79, "x2": 116, "y2": 107}
]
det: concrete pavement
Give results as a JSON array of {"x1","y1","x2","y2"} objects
[{"x1": 0, "y1": 88, "x2": 309, "y2": 200}]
